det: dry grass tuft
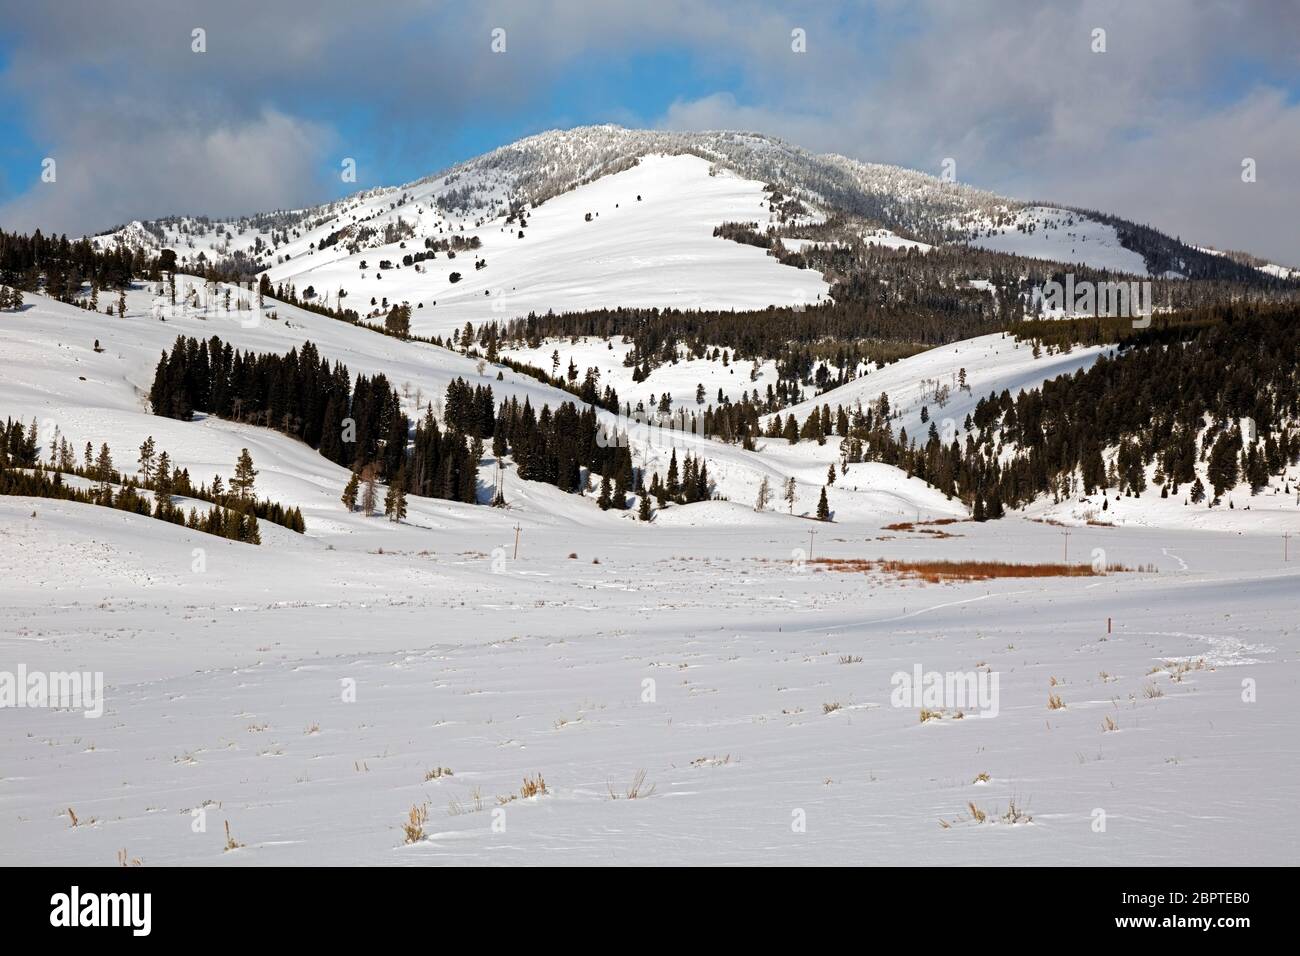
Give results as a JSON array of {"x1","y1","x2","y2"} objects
[
  {"x1": 520, "y1": 773, "x2": 548, "y2": 798},
  {"x1": 972, "y1": 772, "x2": 991, "y2": 784},
  {"x1": 223, "y1": 820, "x2": 244, "y2": 852},
  {"x1": 609, "y1": 768, "x2": 656, "y2": 800},
  {"x1": 822, "y1": 701, "x2": 843, "y2": 714},
  {"x1": 424, "y1": 766, "x2": 453, "y2": 782},
  {"x1": 402, "y1": 803, "x2": 429, "y2": 844},
  {"x1": 1102, "y1": 715, "x2": 1119, "y2": 732},
  {"x1": 1001, "y1": 800, "x2": 1033, "y2": 825},
  {"x1": 1047, "y1": 692, "x2": 1066, "y2": 710}
]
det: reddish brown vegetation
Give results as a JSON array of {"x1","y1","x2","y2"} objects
[{"x1": 811, "y1": 558, "x2": 1147, "y2": 583}]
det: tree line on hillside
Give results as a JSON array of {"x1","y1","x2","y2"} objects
[
  {"x1": 778, "y1": 302, "x2": 1300, "y2": 518},
  {"x1": 0, "y1": 419, "x2": 304, "y2": 543},
  {"x1": 0, "y1": 228, "x2": 144, "y2": 302},
  {"x1": 149, "y1": 335, "x2": 637, "y2": 512}
]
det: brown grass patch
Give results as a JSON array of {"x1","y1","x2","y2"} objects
[
  {"x1": 520, "y1": 773, "x2": 548, "y2": 798},
  {"x1": 811, "y1": 557, "x2": 1148, "y2": 582},
  {"x1": 402, "y1": 804, "x2": 429, "y2": 844},
  {"x1": 883, "y1": 518, "x2": 962, "y2": 531}
]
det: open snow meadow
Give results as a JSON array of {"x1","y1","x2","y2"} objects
[{"x1": 2, "y1": 281, "x2": 1296, "y2": 867}]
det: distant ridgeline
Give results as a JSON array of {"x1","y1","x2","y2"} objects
[
  {"x1": 149, "y1": 336, "x2": 635, "y2": 509},
  {"x1": 0, "y1": 417, "x2": 305, "y2": 544}
]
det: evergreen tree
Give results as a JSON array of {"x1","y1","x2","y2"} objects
[
  {"x1": 231, "y1": 448, "x2": 257, "y2": 499},
  {"x1": 341, "y1": 471, "x2": 360, "y2": 511},
  {"x1": 94, "y1": 443, "x2": 115, "y2": 491},
  {"x1": 384, "y1": 466, "x2": 408, "y2": 522},
  {"x1": 1207, "y1": 433, "x2": 1240, "y2": 498},
  {"x1": 154, "y1": 451, "x2": 173, "y2": 498},
  {"x1": 816, "y1": 486, "x2": 830, "y2": 521}
]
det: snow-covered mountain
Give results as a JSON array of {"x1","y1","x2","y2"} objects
[{"x1": 90, "y1": 125, "x2": 1288, "y2": 338}]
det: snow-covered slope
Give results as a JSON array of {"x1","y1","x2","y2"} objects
[
  {"x1": 261, "y1": 154, "x2": 830, "y2": 335},
  {"x1": 775, "y1": 332, "x2": 1110, "y2": 446},
  {"x1": 965, "y1": 205, "x2": 1151, "y2": 275}
]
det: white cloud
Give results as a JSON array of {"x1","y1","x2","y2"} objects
[{"x1": 0, "y1": 111, "x2": 333, "y2": 236}]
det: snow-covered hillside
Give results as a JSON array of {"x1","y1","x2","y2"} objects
[
  {"x1": 0, "y1": 287, "x2": 960, "y2": 531},
  {"x1": 261, "y1": 154, "x2": 830, "y2": 335},
  {"x1": 965, "y1": 206, "x2": 1151, "y2": 275},
  {"x1": 774, "y1": 332, "x2": 1111, "y2": 446}
]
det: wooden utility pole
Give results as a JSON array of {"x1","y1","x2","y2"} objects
[
  {"x1": 513, "y1": 524, "x2": 521, "y2": 560},
  {"x1": 1285, "y1": 532, "x2": 1291, "y2": 562},
  {"x1": 808, "y1": 527, "x2": 817, "y2": 563},
  {"x1": 1063, "y1": 529, "x2": 1070, "y2": 564}
]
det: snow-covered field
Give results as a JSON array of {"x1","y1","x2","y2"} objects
[{"x1": 3, "y1": 497, "x2": 1297, "y2": 866}]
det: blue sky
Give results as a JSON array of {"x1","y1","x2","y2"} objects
[
  {"x1": 0, "y1": 0, "x2": 1296, "y2": 264},
  {"x1": 290, "y1": 48, "x2": 754, "y2": 194}
]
